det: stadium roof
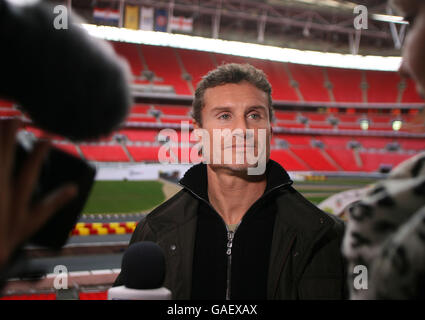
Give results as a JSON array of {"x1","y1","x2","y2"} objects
[{"x1": 49, "y1": 0, "x2": 407, "y2": 56}]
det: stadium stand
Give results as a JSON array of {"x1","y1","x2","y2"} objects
[
  {"x1": 0, "y1": 99, "x2": 14, "y2": 108},
  {"x1": 79, "y1": 145, "x2": 129, "y2": 162},
  {"x1": 291, "y1": 147, "x2": 339, "y2": 171},
  {"x1": 53, "y1": 143, "x2": 81, "y2": 158},
  {"x1": 244, "y1": 58, "x2": 299, "y2": 101},
  {"x1": 359, "y1": 151, "x2": 413, "y2": 172},
  {"x1": 154, "y1": 105, "x2": 191, "y2": 116},
  {"x1": 130, "y1": 104, "x2": 151, "y2": 114},
  {"x1": 326, "y1": 68, "x2": 363, "y2": 103},
  {"x1": 127, "y1": 145, "x2": 161, "y2": 162},
  {"x1": 287, "y1": 64, "x2": 330, "y2": 102},
  {"x1": 119, "y1": 129, "x2": 159, "y2": 142},
  {"x1": 1, "y1": 45, "x2": 423, "y2": 172},
  {"x1": 402, "y1": 78, "x2": 424, "y2": 103},
  {"x1": 326, "y1": 149, "x2": 361, "y2": 171},
  {"x1": 365, "y1": 70, "x2": 401, "y2": 103},
  {"x1": 111, "y1": 41, "x2": 148, "y2": 84},
  {"x1": 141, "y1": 45, "x2": 192, "y2": 95},
  {"x1": 270, "y1": 149, "x2": 310, "y2": 171},
  {"x1": 127, "y1": 115, "x2": 157, "y2": 123},
  {"x1": 178, "y1": 48, "x2": 216, "y2": 91}
]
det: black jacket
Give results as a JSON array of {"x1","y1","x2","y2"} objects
[{"x1": 114, "y1": 160, "x2": 347, "y2": 299}]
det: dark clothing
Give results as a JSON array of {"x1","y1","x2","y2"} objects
[
  {"x1": 114, "y1": 160, "x2": 348, "y2": 299},
  {"x1": 189, "y1": 162, "x2": 278, "y2": 300}
]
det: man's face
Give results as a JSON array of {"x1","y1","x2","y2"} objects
[
  {"x1": 394, "y1": 0, "x2": 425, "y2": 99},
  {"x1": 193, "y1": 81, "x2": 272, "y2": 174}
]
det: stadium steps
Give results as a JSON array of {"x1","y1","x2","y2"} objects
[
  {"x1": 353, "y1": 148, "x2": 363, "y2": 168},
  {"x1": 287, "y1": 64, "x2": 330, "y2": 102},
  {"x1": 136, "y1": 44, "x2": 151, "y2": 79},
  {"x1": 121, "y1": 144, "x2": 134, "y2": 163},
  {"x1": 282, "y1": 63, "x2": 304, "y2": 102},
  {"x1": 286, "y1": 148, "x2": 312, "y2": 171},
  {"x1": 173, "y1": 48, "x2": 195, "y2": 94},
  {"x1": 397, "y1": 78, "x2": 405, "y2": 103},
  {"x1": 322, "y1": 68, "x2": 335, "y2": 103},
  {"x1": 361, "y1": 70, "x2": 368, "y2": 103},
  {"x1": 320, "y1": 148, "x2": 343, "y2": 171},
  {"x1": 401, "y1": 77, "x2": 424, "y2": 102},
  {"x1": 75, "y1": 144, "x2": 86, "y2": 161}
]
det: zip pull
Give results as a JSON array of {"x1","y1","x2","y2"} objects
[{"x1": 226, "y1": 231, "x2": 234, "y2": 255}]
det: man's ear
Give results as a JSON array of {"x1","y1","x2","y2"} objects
[{"x1": 193, "y1": 120, "x2": 201, "y2": 130}]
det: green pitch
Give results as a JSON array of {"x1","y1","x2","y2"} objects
[
  {"x1": 82, "y1": 177, "x2": 377, "y2": 214},
  {"x1": 82, "y1": 180, "x2": 165, "y2": 214}
]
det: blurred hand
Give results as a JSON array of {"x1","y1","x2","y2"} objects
[{"x1": 0, "y1": 119, "x2": 77, "y2": 269}]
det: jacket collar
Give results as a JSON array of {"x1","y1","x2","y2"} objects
[{"x1": 178, "y1": 159, "x2": 293, "y2": 203}]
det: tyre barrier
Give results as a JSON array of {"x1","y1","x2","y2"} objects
[{"x1": 71, "y1": 222, "x2": 137, "y2": 236}]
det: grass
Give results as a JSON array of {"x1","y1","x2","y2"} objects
[
  {"x1": 306, "y1": 196, "x2": 330, "y2": 205},
  {"x1": 294, "y1": 177, "x2": 378, "y2": 186},
  {"x1": 81, "y1": 177, "x2": 376, "y2": 215},
  {"x1": 82, "y1": 180, "x2": 165, "y2": 214}
]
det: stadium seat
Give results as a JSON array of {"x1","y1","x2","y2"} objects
[
  {"x1": 80, "y1": 145, "x2": 129, "y2": 162},
  {"x1": 142, "y1": 45, "x2": 192, "y2": 95},
  {"x1": 154, "y1": 105, "x2": 191, "y2": 116},
  {"x1": 365, "y1": 70, "x2": 401, "y2": 103},
  {"x1": 359, "y1": 151, "x2": 413, "y2": 172},
  {"x1": 214, "y1": 53, "x2": 299, "y2": 101},
  {"x1": 402, "y1": 78, "x2": 424, "y2": 103},
  {"x1": 0, "y1": 109, "x2": 21, "y2": 117},
  {"x1": 127, "y1": 145, "x2": 161, "y2": 162},
  {"x1": 398, "y1": 138, "x2": 425, "y2": 151},
  {"x1": 126, "y1": 115, "x2": 157, "y2": 123},
  {"x1": 287, "y1": 64, "x2": 330, "y2": 102},
  {"x1": 291, "y1": 147, "x2": 339, "y2": 171},
  {"x1": 0, "y1": 99, "x2": 14, "y2": 108},
  {"x1": 274, "y1": 111, "x2": 298, "y2": 121},
  {"x1": 326, "y1": 149, "x2": 361, "y2": 171},
  {"x1": 130, "y1": 104, "x2": 151, "y2": 114},
  {"x1": 119, "y1": 129, "x2": 159, "y2": 142},
  {"x1": 326, "y1": 67, "x2": 363, "y2": 102},
  {"x1": 111, "y1": 41, "x2": 148, "y2": 83},
  {"x1": 178, "y1": 48, "x2": 216, "y2": 90},
  {"x1": 270, "y1": 149, "x2": 310, "y2": 171},
  {"x1": 53, "y1": 143, "x2": 81, "y2": 158}
]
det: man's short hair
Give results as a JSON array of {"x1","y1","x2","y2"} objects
[{"x1": 192, "y1": 63, "x2": 274, "y2": 126}]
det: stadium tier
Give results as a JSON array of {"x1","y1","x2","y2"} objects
[
  {"x1": 25, "y1": 123, "x2": 421, "y2": 173},
  {"x1": 1, "y1": 45, "x2": 423, "y2": 173},
  {"x1": 142, "y1": 45, "x2": 192, "y2": 95},
  {"x1": 80, "y1": 145, "x2": 129, "y2": 162},
  {"x1": 178, "y1": 48, "x2": 216, "y2": 91},
  {"x1": 109, "y1": 41, "x2": 424, "y2": 103},
  {"x1": 365, "y1": 71, "x2": 401, "y2": 103},
  {"x1": 326, "y1": 68, "x2": 363, "y2": 103},
  {"x1": 111, "y1": 41, "x2": 148, "y2": 84}
]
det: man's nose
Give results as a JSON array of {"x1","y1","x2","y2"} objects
[{"x1": 232, "y1": 115, "x2": 248, "y2": 131}]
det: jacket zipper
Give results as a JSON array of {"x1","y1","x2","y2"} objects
[
  {"x1": 179, "y1": 180, "x2": 293, "y2": 300},
  {"x1": 225, "y1": 227, "x2": 235, "y2": 300}
]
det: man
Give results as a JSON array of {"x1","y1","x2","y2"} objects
[{"x1": 114, "y1": 63, "x2": 346, "y2": 299}]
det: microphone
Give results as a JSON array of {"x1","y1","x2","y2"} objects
[
  {"x1": 0, "y1": 0, "x2": 132, "y2": 141},
  {"x1": 108, "y1": 242, "x2": 172, "y2": 300}
]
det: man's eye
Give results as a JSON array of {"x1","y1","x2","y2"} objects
[
  {"x1": 248, "y1": 113, "x2": 261, "y2": 119},
  {"x1": 219, "y1": 114, "x2": 230, "y2": 120}
]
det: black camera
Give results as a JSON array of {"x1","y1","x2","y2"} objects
[{"x1": 13, "y1": 133, "x2": 96, "y2": 249}]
